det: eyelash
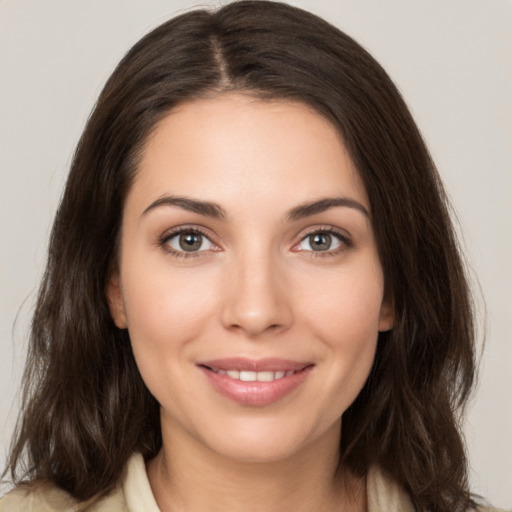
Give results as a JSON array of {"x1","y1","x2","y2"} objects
[
  {"x1": 158, "y1": 225, "x2": 352, "y2": 259},
  {"x1": 294, "y1": 226, "x2": 352, "y2": 259},
  {"x1": 159, "y1": 226, "x2": 216, "y2": 259}
]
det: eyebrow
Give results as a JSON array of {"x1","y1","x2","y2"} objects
[
  {"x1": 141, "y1": 195, "x2": 369, "y2": 221},
  {"x1": 286, "y1": 197, "x2": 369, "y2": 221},
  {"x1": 142, "y1": 195, "x2": 227, "y2": 219}
]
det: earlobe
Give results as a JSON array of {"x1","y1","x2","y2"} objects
[
  {"x1": 378, "y1": 299, "x2": 394, "y2": 332},
  {"x1": 106, "y1": 271, "x2": 128, "y2": 329}
]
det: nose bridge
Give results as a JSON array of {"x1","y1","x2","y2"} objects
[{"x1": 221, "y1": 241, "x2": 292, "y2": 336}]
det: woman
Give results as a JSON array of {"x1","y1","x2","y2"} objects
[{"x1": 0, "y1": 1, "x2": 499, "y2": 511}]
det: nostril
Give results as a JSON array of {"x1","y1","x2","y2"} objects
[{"x1": 219, "y1": 279, "x2": 294, "y2": 336}]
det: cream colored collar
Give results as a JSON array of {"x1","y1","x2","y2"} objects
[{"x1": 122, "y1": 453, "x2": 414, "y2": 512}]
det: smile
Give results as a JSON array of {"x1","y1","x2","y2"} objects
[
  {"x1": 198, "y1": 358, "x2": 314, "y2": 407},
  {"x1": 209, "y1": 369, "x2": 296, "y2": 381}
]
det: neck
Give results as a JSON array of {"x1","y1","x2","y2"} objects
[{"x1": 146, "y1": 416, "x2": 366, "y2": 512}]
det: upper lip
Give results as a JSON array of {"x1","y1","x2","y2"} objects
[{"x1": 198, "y1": 357, "x2": 313, "y2": 372}]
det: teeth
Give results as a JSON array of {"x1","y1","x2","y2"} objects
[
  {"x1": 256, "y1": 371, "x2": 274, "y2": 382},
  {"x1": 239, "y1": 371, "x2": 256, "y2": 381},
  {"x1": 213, "y1": 369, "x2": 295, "y2": 382}
]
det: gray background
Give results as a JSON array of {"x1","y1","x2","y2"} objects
[{"x1": 1, "y1": 0, "x2": 511, "y2": 507}]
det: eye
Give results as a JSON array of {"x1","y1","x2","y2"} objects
[
  {"x1": 164, "y1": 229, "x2": 214, "y2": 253},
  {"x1": 295, "y1": 230, "x2": 347, "y2": 253}
]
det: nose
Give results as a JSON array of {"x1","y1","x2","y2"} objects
[{"x1": 220, "y1": 250, "x2": 293, "y2": 337}]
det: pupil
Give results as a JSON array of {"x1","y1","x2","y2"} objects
[
  {"x1": 179, "y1": 232, "x2": 202, "y2": 251},
  {"x1": 311, "y1": 233, "x2": 331, "y2": 251}
]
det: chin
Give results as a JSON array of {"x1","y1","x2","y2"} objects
[
  {"x1": 195, "y1": 413, "x2": 339, "y2": 465},
  {"x1": 212, "y1": 436, "x2": 306, "y2": 464}
]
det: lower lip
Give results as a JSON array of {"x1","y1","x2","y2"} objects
[{"x1": 199, "y1": 366, "x2": 313, "y2": 407}]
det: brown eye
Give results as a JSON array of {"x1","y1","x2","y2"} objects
[
  {"x1": 179, "y1": 232, "x2": 203, "y2": 251},
  {"x1": 297, "y1": 231, "x2": 344, "y2": 253},
  {"x1": 165, "y1": 230, "x2": 214, "y2": 253},
  {"x1": 309, "y1": 233, "x2": 332, "y2": 251}
]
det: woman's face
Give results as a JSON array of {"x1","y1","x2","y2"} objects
[{"x1": 108, "y1": 93, "x2": 393, "y2": 463}]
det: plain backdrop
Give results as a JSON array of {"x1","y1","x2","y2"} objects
[{"x1": 1, "y1": 0, "x2": 511, "y2": 507}]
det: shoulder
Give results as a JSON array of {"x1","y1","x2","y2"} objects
[
  {"x1": 367, "y1": 465, "x2": 415, "y2": 511},
  {"x1": 0, "y1": 483, "x2": 77, "y2": 512},
  {"x1": 0, "y1": 453, "x2": 155, "y2": 512},
  {"x1": 366, "y1": 466, "x2": 508, "y2": 512},
  {"x1": 474, "y1": 506, "x2": 510, "y2": 512},
  {"x1": 0, "y1": 482, "x2": 127, "y2": 512}
]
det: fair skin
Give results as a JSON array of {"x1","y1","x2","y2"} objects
[{"x1": 107, "y1": 93, "x2": 393, "y2": 512}]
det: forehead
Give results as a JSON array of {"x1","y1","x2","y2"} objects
[{"x1": 128, "y1": 93, "x2": 369, "y2": 214}]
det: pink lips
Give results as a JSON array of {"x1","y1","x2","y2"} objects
[{"x1": 198, "y1": 358, "x2": 314, "y2": 407}]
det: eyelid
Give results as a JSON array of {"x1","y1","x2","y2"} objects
[
  {"x1": 291, "y1": 225, "x2": 352, "y2": 255},
  {"x1": 157, "y1": 223, "x2": 352, "y2": 259},
  {"x1": 158, "y1": 224, "x2": 221, "y2": 257},
  {"x1": 296, "y1": 225, "x2": 351, "y2": 242}
]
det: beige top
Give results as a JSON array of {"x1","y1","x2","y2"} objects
[{"x1": 0, "y1": 453, "x2": 500, "y2": 511}]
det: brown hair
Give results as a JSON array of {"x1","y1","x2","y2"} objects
[{"x1": 5, "y1": 2, "x2": 477, "y2": 510}]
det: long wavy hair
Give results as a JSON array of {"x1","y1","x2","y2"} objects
[{"x1": 5, "y1": 2, "x2": 477, "y2": 510}]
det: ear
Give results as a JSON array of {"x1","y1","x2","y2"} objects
[
  {"x1": 378, "y1": 297, "x2": 394, "y2": 332},
  {"x1": 106, "y1": 270, "x2": 128, "y2": 329}
]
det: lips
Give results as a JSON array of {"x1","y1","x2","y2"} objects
[
  {"x1": 210, "y1": 369, "x2": 295, "y2": 382},
  {"x1": 198, "y1": 358, "x2": 313, "y2": 407}
]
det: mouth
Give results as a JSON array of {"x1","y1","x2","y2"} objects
[
  {"x1": 205, "y1": 368, "x2": 298, "y2": 382},
  {"x1": 197, "y1": 358, "x2": 314, "y2": 406}
]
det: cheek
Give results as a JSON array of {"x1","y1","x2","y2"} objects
[
  {"x1": 296, "y1": 262, "x2": 384, "y2": 399},
  {"x1": 119, "y1": 260, "x2": 224, "y2": 415},
  {"x1": 120, "y1": 258, "x2": 219, "y2": 363},
  {"x1": 300, "y1": 259, "x2": 385, "y2": 340}
]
